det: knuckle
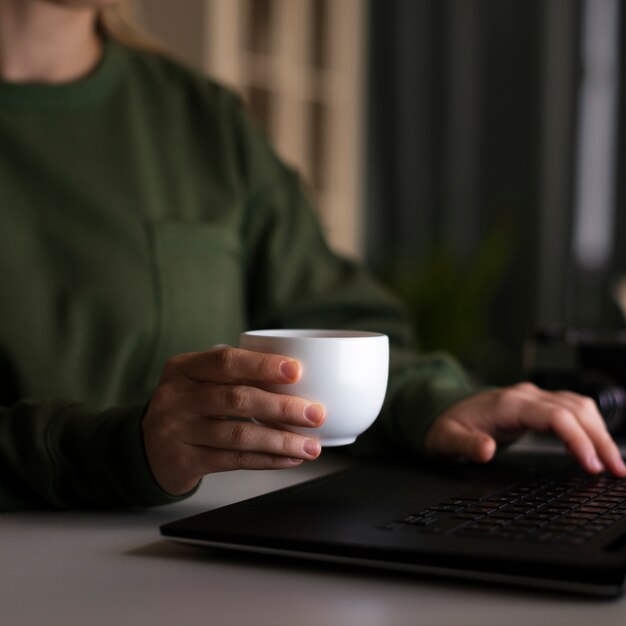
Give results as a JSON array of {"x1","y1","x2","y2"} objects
[
  {"x1": 149, "y1": 385, "x2": 171, "y2": 410},
  {"x1": 270, "y1": 455, "x2": 289, "y2": 468},
  {"x1": 160, "y1": 418, "x2": 180, "y2": 441},
  {"x1": 161, "y1": 355, "x2": 182, "y2": 378},
  {"x1": 493, "y1": 388, "x2": 517, "y2": 412},
  {"x1": 233, "y1": 450, "x2": 287, "y2": 470},
  {"x1": 513, "y1": 382, "x2": 538, "y2": 394},
  {"x1": 279, "y1": 397, "x2": 299, "y2": 421},
  {"x1": 224, "y1": 385, "x2": 248, "y2": 412},
  {"x1": 262, "y1": 453, "x2": 286, "y2": 469},
  {"x1": 234, "y1": 450, "x2": 255, "y2": 469},
  {"x1": 257, "y1": 353, "x2": 277, "y2": 376},
  {"x1": 279, "y1": 432, "x2": 294, "y2": 454},
  {"x1": 548, "y1": 407, "x2": 573, "y2": 429},
  {"x1": 145, "y1": 412, "x2": 183, "y2": 448},
  {"x1": 579, "y1": 395, "x2": 599, "y2": 415},
  {"x1": 229, "y1": 422, "x2": 249, "y2": 449},
  {"x1": 146, "y1": 387, "x2": 177, "y2": 424},
  {"x1": 255, "y1": 352, "x2": 274, "y2": 374},
  {"x1": 215, "y1": 345, "x2": 237, "y2": 372}
]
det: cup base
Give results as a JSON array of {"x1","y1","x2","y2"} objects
[{"x1": 319, "y1": 437, "x2": 356, "y2": 447}]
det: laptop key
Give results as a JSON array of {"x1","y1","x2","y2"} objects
[
  {"x1": 379, "y1": 469, "x2": 626, "y2": 543},
  {"x1": 456, "y1": 483, "x2": 517, "y2": 501},
  {"x1": 532, "y1": 531, "x2": 563, "y2": 543},
  {"x1": 425, "y1": 517, "x2": 475, "y2": 533},
  {"x1": 405, "y1": 517, "x2": 437, "y2": 526},
  {"x1": 428, "y1": 504, "x2": 466, "y2": 513},
  {"x1": 450, "y1": 513, "x2": 482, "y2": 521},
  {"x1": 578, "y1": 506, "x2": 610, "y2": 514}
]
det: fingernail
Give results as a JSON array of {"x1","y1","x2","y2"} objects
[
  {"x1": 304, "y1": 439, "x2": 321, "y2": 458},
  {"x1": 304, "y1": 403, "x2": 324, "y2": 424},
  {"x1": 280, "y1": 360, "x2": 299, "y2": 381},
  {"x1": 287, "y1": 458, "x2": 303, "y2": 465},
  {"x1": 589, "y1": 455, "x2": 604, "y2": 473}
]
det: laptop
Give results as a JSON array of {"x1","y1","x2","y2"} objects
[{"x1": 160, "y1": 450, "x2": 626, "y2": 597}]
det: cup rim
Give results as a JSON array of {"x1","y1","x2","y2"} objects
[{"x1": 241, "y1": 329, "x2": 387, "y2": 340}]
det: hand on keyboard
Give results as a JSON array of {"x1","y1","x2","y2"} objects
[{"x1": 424, "y1": 382, "x2": 626, "y2": 477}]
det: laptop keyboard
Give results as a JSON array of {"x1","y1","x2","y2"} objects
[{"x1": 379, "y1": 470, "x2": 626, "y2": 545}]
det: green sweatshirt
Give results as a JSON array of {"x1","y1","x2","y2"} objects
[{"x1": 0, "y1": 40, "x2": 475, "y2": 510}]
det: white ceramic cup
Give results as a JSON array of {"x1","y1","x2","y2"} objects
[{"x1": 239, "y1": 329, "x2": 389, "y2": 447}]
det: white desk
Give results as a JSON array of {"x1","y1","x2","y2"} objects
[{"x1": 1, "y1": 451, "x2": 625, "y2": 626}]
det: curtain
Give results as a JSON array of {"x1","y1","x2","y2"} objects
[{"x1": 364, "y1": 0, "x2": 625, "y2": 384}]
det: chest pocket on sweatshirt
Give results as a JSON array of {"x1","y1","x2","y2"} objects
[{"x1": 146, "y1": 221, "x2": 246, "y2": 383}]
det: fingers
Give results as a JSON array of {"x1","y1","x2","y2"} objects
[
  {"x1": 540, "y1": 390, "x2": 626, "y2": 476},
  {"x1": 485, "y1": 384, "x2": 620, "y2": 476},
  {"x1": 177, "y1": 391, "x2": 324, "y2": 477},
  {"x1": 178, "y1": 346, "x2": 301, "y2": 386},
  {"x1": 151, "y1": 417, "x2": 322, "y2": 493},
  {"x1": 533, "y1": 405, "x2": 605, "y2": 473},
  {"x1": 427, "y1": 383, "x2": 626, "y2": 477},
  {"x1": 187, "y1": 418, "x2": 322, "y2": 462},
  {"x1": 183, "y1": 384, "x2": 325, "y2": 427},
  {"x1": 144, "y1": 346, "x2": 327, "y2": 496},
  {"x1": 185, "y1": 446, "x2": 306, "y2": 475},
  {"x1": 502, "y1": 385, "x2": 626, "y2": 476},
  {"x1": 143, "y1": 409, "x2": 322, "y2": 495},
  {"x1": 425, "y1": 419, "x2": 497, "y2": 464}
]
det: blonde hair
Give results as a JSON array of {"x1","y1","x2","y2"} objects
[{"x1": 97, "y1": 1, "x2": 167, "y2": 55}]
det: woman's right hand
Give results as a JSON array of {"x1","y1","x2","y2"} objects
[{"x1": 142, "y1": 345, "x2": 325, "y2": 495}]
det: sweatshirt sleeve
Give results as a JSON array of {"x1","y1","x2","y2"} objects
[
  {"x1": 0, "y1": 400, "x2": 192, "y2": 510},
  {"x1": 233, "y1": 98, "x2": 478, "y2": 455}
]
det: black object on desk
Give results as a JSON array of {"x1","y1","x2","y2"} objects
[{"x1": 161, "y1": 452, "x2": 626, "y2": 597}]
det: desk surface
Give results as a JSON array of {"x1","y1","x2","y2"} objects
[{"x1": 2, "y1": 451, "x2": 626, "y2": 626}]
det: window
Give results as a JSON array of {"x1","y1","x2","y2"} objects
[{"x1": 202, "y1": 0, "x2": 367, "y2": 258}]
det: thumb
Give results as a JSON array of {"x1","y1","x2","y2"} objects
[{"x1": 426, "y1": 418, "x2": 497, "y2": 463}]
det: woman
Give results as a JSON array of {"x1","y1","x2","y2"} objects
[{"x1": 0, "y1": 0, "x2": 623, "y2": 510}]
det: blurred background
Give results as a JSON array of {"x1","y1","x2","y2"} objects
[{"x1": 134, "y1": 0, "x2": 626, "y2": 386}]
